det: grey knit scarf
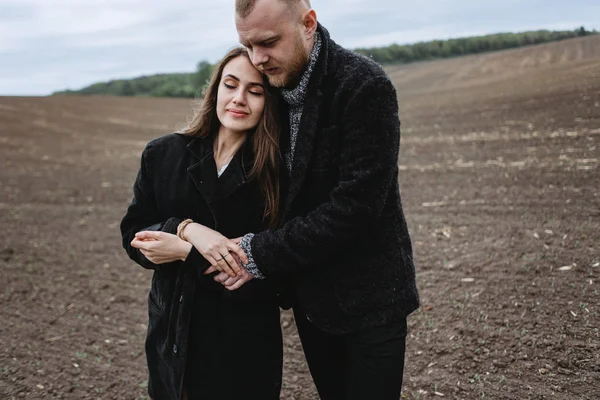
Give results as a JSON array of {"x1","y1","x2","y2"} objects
[{"x1": 280, "y1": 31, "x2": 322, "y2": 172}]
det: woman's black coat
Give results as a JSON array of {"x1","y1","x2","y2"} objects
[{"x1": 120, "y1": 133, "x2": 282, "y2": 400}]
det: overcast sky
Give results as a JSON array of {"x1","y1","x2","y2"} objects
[{"x1": 1, "y1": 0, "x2": 598, "y2": 95}]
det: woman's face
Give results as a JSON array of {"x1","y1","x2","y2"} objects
[{"x1": 216, "y1": 55, "x2": 266, "y2": 134}]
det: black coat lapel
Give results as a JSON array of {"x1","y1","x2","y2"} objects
[
  {"x1": 186, "y1": 136, "x2": 254, "y2": 208},
  {"x1": 186, "y1": 137, "x2": 218, "y2": 224},
  {"x1": 283, "y1": 89, "x2": 324, "y2": 218},
  {"x1": 283, "y1": 23, "x2": 330, "y2": 218},
  {"x1": 216, "y1": 140, "x2": 254, "y2": 200}
]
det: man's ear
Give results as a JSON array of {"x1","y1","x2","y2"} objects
[{"x1": 303, "y1": 9, "x2": 317, "y2": 38}]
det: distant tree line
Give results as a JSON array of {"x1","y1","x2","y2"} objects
[
  {"x1": 354, "y1": 26, "x2": 597, "y2": 64},
  {"x1": 53, "y1": 61, "x2": 214, "y2": 98},
  {"x1": 53, "y1": 27, "x2": 597, "y2": 98},
  {"x1": 55, "y1": 73, "x2": 197, "y2": 98}
]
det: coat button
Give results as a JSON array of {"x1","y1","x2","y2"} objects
[
  {"x1": 179, "y1": 295, "x2": 183, "y2": 303},
  {"x1": 172, "y1": 344, "x2": 178, "y2": 354}
]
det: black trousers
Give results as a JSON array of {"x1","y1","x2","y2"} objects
[{"x1": 294, "y1": 309, "x2": 407, "y2": 400}]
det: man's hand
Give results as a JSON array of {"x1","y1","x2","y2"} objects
[
  {"x1": 132, "y1": 231, "x2": 192, "y2": 264},
  {"x1": 212, "y1": 267, "x2": 254, "y2": 290}
]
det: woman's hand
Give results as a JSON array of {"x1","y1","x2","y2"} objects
[
  {"x1": 213, "y1": 267, "x2": 255, "y2": 290},
  {"x1": 131, "y1": 231, "x2": 192, "y2": 264},
  {"x1": 181, "y1": 223, "x2": 248, "y2": 277}
]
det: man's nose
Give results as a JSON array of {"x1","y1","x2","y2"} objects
[{"x1": 251, "y1": 48, "x2": 269, "y2": 67}]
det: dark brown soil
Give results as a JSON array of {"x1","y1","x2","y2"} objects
[{"x1": 1, "y1": 36, "x2": 599, "y2": 399}]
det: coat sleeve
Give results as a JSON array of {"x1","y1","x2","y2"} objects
[
  {"x1": 251, "y1": 75, "x2": 401, "y2": 277},
  {"x1": 120, "y1": 143, "x2": 210, "y2": 273}
]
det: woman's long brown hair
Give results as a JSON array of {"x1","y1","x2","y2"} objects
[{"x1": 180, "y1": 47, "x2": 282, "y2": 228}]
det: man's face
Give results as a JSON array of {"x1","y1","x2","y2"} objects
[{"x1": 236, "y1": 0, "x2": 310, "y2": 88}]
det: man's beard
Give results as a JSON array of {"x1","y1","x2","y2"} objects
[{"x1": 267, "y1": 37, "x2": 309, "y2": 88}]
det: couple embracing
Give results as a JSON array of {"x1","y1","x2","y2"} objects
[{"x1": 120, "y1": 1, "x2": 419, "y2": 399}]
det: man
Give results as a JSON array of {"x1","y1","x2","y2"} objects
[{"x1": 223, "y1": 0, "x2": 420, "y2": 398}]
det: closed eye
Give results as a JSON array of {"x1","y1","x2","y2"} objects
[{"x1": 261, "y1": 36, "x2": 279, "y2": 47}]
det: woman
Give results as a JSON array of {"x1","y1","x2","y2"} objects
[{"x1": 120, "y1": 47, "x2": 284, "y2": 400}]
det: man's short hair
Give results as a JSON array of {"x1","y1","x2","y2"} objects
[{"x1": 235, "y1": 0, "x2": 311, "y2": 19}]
